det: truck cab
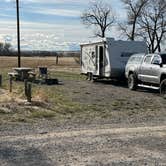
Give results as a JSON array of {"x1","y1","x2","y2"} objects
[{"x1": 125, "y1": 53, "x2": 166, "y2": 96}]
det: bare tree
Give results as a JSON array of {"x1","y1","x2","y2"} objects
[
  {"x1": 138, "y1": 0, "x2": 166, "y2": 53},
  {"x1": 0, "y1": 42, "x2": 12, "y2": 55},
  {"x1": 0, "y1": 43, "x2": 3, "y2": 52},
  {"x1": 81, "y1": 1, "x2": 115, "y2": 38},
  {"x1": 4, "y1": 43, "x2": 12, "y2": 53},
  {"x1": 119, "y1": 0, "x2": 148, "y2": 40}
]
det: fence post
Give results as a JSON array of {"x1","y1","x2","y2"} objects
[
  {"x1": 0, "y1": 75, "x2": 2, "y2": 87},
  {"x1": 56, "y1": 54, "x2": 59, "y2": 65},
  {"x1": 24, "y1": 79, "x2": 28, "y2": 96},
  {"x1": 9, "y1": 76, "x2": 12, "y2": 92},
  {"x1": 27, "y1": 83, "x2": 32, "y2": 102}
]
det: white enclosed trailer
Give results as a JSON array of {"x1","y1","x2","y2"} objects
[{"x1": 80, "y1": 38, "x2": 147, "y2": 79}]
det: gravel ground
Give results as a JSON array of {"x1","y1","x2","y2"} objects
[
  {"x1": 0, "y1": 124, "x2": 165, "y2": 166},
  {"x1": 61, "y1": 79, "x2": 166, "y2": 125},
  {"x1": 0, "y1": 78, "x2": 166, "y2": 165}
]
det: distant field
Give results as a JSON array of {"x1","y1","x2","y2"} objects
[{"x1": 0, "y1": 56, "x2": 79, "y2": 69}]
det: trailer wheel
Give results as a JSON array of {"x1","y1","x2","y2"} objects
[
  {"x1": 160, "y1": 79, "x2": 166, "y2": 98},
  {"x1": 92, "y1": 76, "x2": 98, "y2": 82},
  {"x1": 87, "y1": 72, "x2": 93, "y2": 81},
  {"x1": 128, "y1": 74, "x2": 137, "y2": 90}
]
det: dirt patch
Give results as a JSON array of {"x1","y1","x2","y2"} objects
[{"x1": 59, "y1": 79, "x2": 166, "y2": 125}]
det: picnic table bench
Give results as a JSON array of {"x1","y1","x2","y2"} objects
[{"x1": 8, "y1": 72, "x2": 19, "y2": 80}]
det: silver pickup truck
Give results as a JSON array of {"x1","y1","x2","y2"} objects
[{"x1": 125, "y1": 53, "x2": 166, "y2": 96}]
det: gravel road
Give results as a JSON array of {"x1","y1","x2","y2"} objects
[{"x1": 0, "y1": 124, "x2": 166, "y2": 166}]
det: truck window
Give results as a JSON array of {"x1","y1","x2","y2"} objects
[
  {"x1": 135, "y1": 56, "x2": 143, "y2": 63},
  {"x1": 144, "y1": 55, "x2": 152, "y2": 64},
  {"x1": 151, "y1": 55, "x2": 161, "y2": 64}
]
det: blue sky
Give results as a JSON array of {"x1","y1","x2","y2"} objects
[{"x1": 0, "y1": 0, "x2": 125, "y2": 51}]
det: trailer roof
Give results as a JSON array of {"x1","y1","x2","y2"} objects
[
  {"x1": 80, "y1": 41, "x2": 105, "y2": 46},
  {"x1": 80, "y1": 37, "x2": 147, "y2": 47},
  {"x1": 80, "y1": 38, "x2": 115, "y2": 46}
]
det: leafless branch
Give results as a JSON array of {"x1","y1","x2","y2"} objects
[{"x1": 81, "y1": 1, "x2": 115, "y2": 38}]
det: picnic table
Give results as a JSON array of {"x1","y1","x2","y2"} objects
[{"x1": 13, "y1": 67, "x2": 33, "y2": 81}]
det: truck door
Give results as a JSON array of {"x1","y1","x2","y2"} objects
[
  {"x1": 150, "y1": 55, "x2": 161, "y2": 84},
  {"x1": 99, "y1": 45, "x2": 105, "y2": 76},
  {"x1": 139, "y1": 55, "x2": 153, "y2": 83}
]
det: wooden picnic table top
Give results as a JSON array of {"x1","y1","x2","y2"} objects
[
  {"x1": 13, "y1": 67, "x2": 33, "y2": 72},
  {"x1": 11, "y1": 67, "x2": 34, "y2": 81}
]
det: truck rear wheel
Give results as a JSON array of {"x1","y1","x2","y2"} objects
[
  {"x1": 128, "y1": 74, "x2": 137, "y2": 90},
  {"x1": 160, "y1": 79, "x2": 166, "y2": 97}
]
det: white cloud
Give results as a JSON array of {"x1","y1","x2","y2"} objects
[
  {"x1": 0, "y1": 20, "x2": 94, "y2": 51},
  {"x1": 0, "y1": 18, "x2": 123, "y2": 51},
  {"x1": 31, "y1": 7, "x2": 81, "y2": 17},
  {"x1": 1, "y1": 0, "x2": 126, "y2": 50}
]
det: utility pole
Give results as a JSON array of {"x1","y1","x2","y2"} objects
[{"x1": 16, "y1": 0, "x2": 21, "y2": 67}]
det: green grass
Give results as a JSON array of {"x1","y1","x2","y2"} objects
[
  {"x1": 0, "y1": 69, "x2": 103, "y2": 123},
  {"x1": 0, "y1": 68, "x2": 164, "y2": 124},
  {"x1": 29, "y1": 110, "x2": 56, "y2": 119},
  {"x1": 50, "y1": 71, "x2": 85, "y2": 81}
]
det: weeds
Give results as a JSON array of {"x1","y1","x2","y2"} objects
[{"x1": 0, "y1": 59, "x2": 165, "y2": 124}]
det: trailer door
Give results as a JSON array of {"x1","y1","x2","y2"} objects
[{"x1": 99, "y1": 45, "x2": 105, "y2": 76}]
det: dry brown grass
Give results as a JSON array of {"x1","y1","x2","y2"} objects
[
  {"x1": 0, "y1": 56, "x2": 82, "y2": 122},
  {"x1": 0, "y1": 56, "x2": 79, "y2": 69},
  {"x1": 33, "y1": 88, "x2": 49, "y2": 102}
]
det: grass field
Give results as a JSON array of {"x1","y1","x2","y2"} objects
[
  {"x1": 0, "y1": 56, "x2": 165, "y2": 126},
  {"x1": 0, "y1": 56, "x2": 79, "y2": 68},
  {"x1": 0, "y1": 56, "x2": 83, "y2": 123}
]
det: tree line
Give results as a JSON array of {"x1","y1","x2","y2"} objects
[
  {"x1": 81, "y1": 0, "x2": 166, "y2": 53},
  {"x1": 0, "y1": 42, "x2": 12, "y2": 55}
]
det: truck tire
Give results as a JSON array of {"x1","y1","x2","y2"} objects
[
  {"x1": 160, "y1": 79, "x2": 166, "y2": 97},
  {"x1": 128, "y1": 74, "x2": 137, "y2": 90}
]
